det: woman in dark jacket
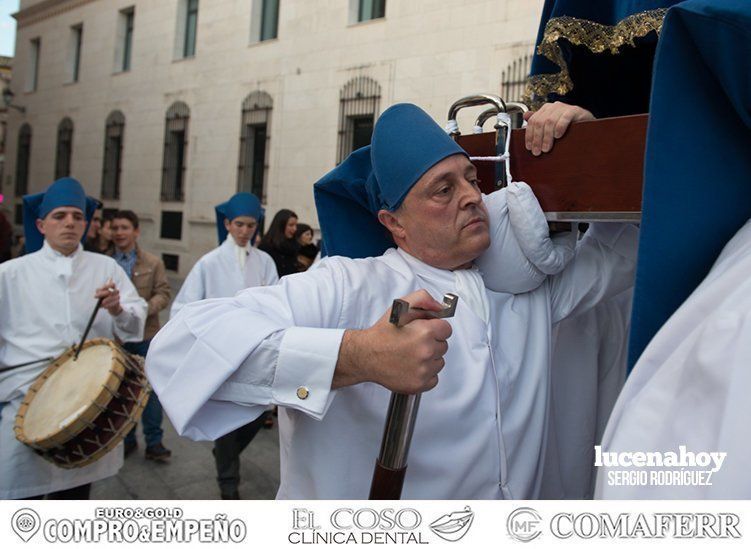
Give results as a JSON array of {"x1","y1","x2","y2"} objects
[{"x1": 259, "y1": 209, "x2": 300, "y2": 277}]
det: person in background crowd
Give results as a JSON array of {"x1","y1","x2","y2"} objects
[
  {"x1": 86, "y1": 209, "x2": 114, "y2": 255},
  {"x1": 295, "y1": 223, "x2": 318, "y2": 271},
  {"x1": 84, "y1": 203, "x2": 104, "y2": 253},
  {"x1": 168, "y1": 192, "x2": 278, "y2": 499},
  {"x1": 259, "y1": 209, "x2": 300, "y2": 277},
  {"x1": 110, "y1": 210, "x2": 173, "y2": 463},
  {"x1": 0, "y1": 178, "x2": 146, "y2": 500}
]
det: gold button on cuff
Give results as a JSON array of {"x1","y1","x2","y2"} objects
[{"x1": 296, "y1": 387, "x2": 309, "y2": 400}]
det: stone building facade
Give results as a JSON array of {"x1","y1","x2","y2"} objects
[{"x1": 4, "y1": 0, "x2": 542, "y2": 276}]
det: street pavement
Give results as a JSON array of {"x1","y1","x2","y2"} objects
[{"x1": 91, "y1": 416, "x2": 280, "y2": 500}]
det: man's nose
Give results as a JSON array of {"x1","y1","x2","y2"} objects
[{"x1": 458, "y1": 179, "x2": 482, "y2": 207}]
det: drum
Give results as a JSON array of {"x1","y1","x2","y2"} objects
[{"x1": 14, "y1": 338, "x2": 150, "y2": 469}]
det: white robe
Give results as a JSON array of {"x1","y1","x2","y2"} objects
[
  {"x1": 596, "y1": 219, "x2": 751, "y2": 499},
  {"x1": 541, "y1": 288, "x2": 632, "y2": 499},
  {"x1": 0, "y1": 242, "x2": 147, "y2": 499},
  {"x1": 147, "y1": 223, "x2": 638, "y2": 499},
  {"x1": 170, "y1": 237, "x2": 279, "y2": 318}
]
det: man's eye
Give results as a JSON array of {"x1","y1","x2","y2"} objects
[{"x1": 471, "y1": 179, "x2": 481, "y2": 187}]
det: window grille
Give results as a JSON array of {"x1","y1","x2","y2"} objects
[
  {"x1": 337, "y1": 76, "x2": 380, "y2": 164},
  {"x1": 160, "y1": 102, "x2": 190, "y2": 202},
  {"x1": 101, "y1": 111, "x2": 125, "y2": 200},
  {"x1": 55, "y1": 117, "x2": 74, "y2": 179},
  {"x1": 237, "y1": 91, "x2": 272, "y2": 201},
  {"x1": 501, "y1": 53, "x2": 532, "y2": 102},
  {"x1": 15, "y1": 124, "x2": 32, "y2": 196}
]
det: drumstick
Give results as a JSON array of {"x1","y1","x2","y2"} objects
[
  {"x1": 2, "y1": 356, "x2": 55, "y2": 372},
  {"x1": 74, "y1": 281, "x2": 115, "y2": 361}
]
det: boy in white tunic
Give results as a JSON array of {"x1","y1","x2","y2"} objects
[
  {"x1": 171, "y1": 192, "x2": 278, "y2": 499},
  {"x1": 147, "y1": 104, "x2": 638, "y2": 499},
  {"x1": 0, "y1": 178, "x2": 147, "y2": 499},
  {"x1": 170, "y1": 192, "x2": 278, "y2": 317}
]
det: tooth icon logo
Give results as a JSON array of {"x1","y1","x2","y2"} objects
[
  {"x1": 12, "y1": 508, "x2": 41, "y2": 542},
  {"x1": 429, "y1": 506, "x2": 475, "y2": 542}
]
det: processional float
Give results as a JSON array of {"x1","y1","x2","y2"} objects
[{"x1": 369, "y1": 93, "x2": 649, "y2": 500}]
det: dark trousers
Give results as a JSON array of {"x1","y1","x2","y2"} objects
[
  {"x1": 213, "y1": 413, "x2": 267, "y2": 497},
  {"x1": 22, "y1": 483, "x2": 91, "y2": 500},
  {"x1": 123, "y1": 339, "x2": 164, "y2": 447}
]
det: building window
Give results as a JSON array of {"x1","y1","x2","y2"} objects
[
  {"x1": 355, "y1": 0, "x2": 385, "y2": 23},
  {"x1": 161, "y1": 102, "x2": 190, "y2": 202},
  {"x1": 116, "y1": 7, "x2": 135, "y2": 72},
  {"x1": 501, "y1": 53, "x2": 532, "y2": 102},
  {"x1": 237, "y1": 91, "x2": 272, "y2": 200},
  {"x1": 25, "y1": 38, "x2": 40, "y2": 92},
  {"x1": 101, "y1": 111, "x2": 125, "y2": 200},
  {"x1": 55, "y1": 118, "x2": 74, "y2": 179},
  {"x1": 162, "y1": 253, "x2": 179, "y2": 272},
  {"x1": 250, "y1": 0, "x2": 279, "y2": 43},
  {"x1": 68, "y1": 24, "x2": 83, "y2": 83},
  {"x1": 15, "y1": 124, "x2": 32, "y2": 196},
  {"x1": 177, "y1": 0, "x2": 199, "y2": 59},
  {"x1": 261, "y1": 0, "x2": 279, "y2": 40},
  {"x1": 160, "y1": 211, "x2": 183, "y2": 240},
  {"x1": 337, "y1": 76, "x2": 380, "y2": 164}
]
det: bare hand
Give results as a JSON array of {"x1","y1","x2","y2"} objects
[
  {"x1": 523, "y1": 101, "x2": 595, "y2": 156},
  {"x1": 95, "y1": 280, "x2": 123, "y2": 316},
  {"x1": 335, "y1": 289, "x2": 453, "y2": 394}
]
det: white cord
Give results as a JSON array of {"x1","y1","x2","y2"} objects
[
  {"x1": 469, "y1": 154, "x2": 510, "y2": 162},
  {"x1": 445, "y1": 119, "x2": 459, "y2": 134}
]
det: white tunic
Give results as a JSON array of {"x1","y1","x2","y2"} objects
[
  {"x1": 170, "y1": 237, "x2": 279, "y2": 318},
  {"x1": 147, "y1": 224, "x2": 638, "y2": 499},
  {"x1": 541, "y1": 288, "x2": 632, "y2": 499},
  {"x1": 596, "y1": 219, "x2": 751, "y2": 499},
  {"x1": 0, "y1": 242, "x2": 147, "y2": 499}
]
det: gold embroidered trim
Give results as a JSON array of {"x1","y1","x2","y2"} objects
[{"x1": 523, "y1": 8, "x2": 669, "y2": 108}]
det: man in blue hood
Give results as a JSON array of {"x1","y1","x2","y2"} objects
[{"x1": 146, "y1": 103, "x2": 637, "y2": 499}]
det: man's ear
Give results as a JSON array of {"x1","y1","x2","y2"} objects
[
  {"x1": 35, "y1": 218, "x2": 46, "y2": 236},
  {"x1": 224, "y1": 218, "x2": 231, "y2": 231},
  {"x1": 377, "y1": 209, "x2": 405, "y2": 241}
]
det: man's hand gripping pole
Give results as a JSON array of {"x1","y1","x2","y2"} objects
[{"x1": 368, "y1": 293, "x2": 458, "y2": 500}]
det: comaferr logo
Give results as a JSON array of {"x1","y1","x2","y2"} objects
[
  {"x1": 550, "y1": 513, "x2": 742, "y2": 539},
  {"x1": 506, "y1": 507, "x2": 542, "y2": 542}
]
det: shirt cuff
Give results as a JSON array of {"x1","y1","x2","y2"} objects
[{"x1": 271, "y1": 327, "x2": 345, "y2": 420}]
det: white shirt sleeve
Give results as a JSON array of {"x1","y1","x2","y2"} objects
[
  {"x1": 146, "y1": 259, "x2": 347, "y2": 441},
  {"x1": 549, "y1": 223, "x2": 639, "y2": 324}
]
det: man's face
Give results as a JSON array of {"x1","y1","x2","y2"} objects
[
  {"x1": 87, "y1": 212, "x2": 102, "y2": 239},
  {"x1": 36, "y1": 206, "x2": 87, "y2": 255},
  {"x1": 225, "y1": 215, "x2": 258, "y2": 247},
  {"x1": 111, "y1": 217, "x2": 140, "y2": 252},
  {"x1": 379, "y1": 154, "x2": 490, "y2": 270}
]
